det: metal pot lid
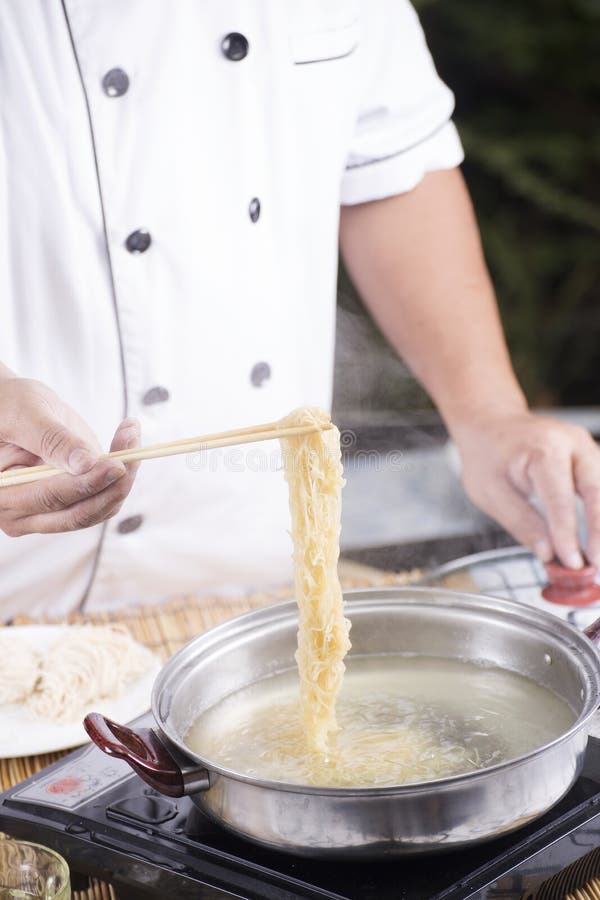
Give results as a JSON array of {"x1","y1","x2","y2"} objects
[{"x1": 424, "y1": 546, "x2": 600, "y2": 631}]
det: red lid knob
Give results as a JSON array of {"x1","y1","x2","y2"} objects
[{"x1": 542, "y1": 561, "x2": 600, "y2": 606}]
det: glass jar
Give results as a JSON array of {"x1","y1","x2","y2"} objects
[{"x1": 0, "y1": 838, "x2": 70, "y2": 899}]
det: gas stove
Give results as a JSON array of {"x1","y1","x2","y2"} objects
[{"x1": 2, "y1": 721, "x2": 600, "y2": 899}]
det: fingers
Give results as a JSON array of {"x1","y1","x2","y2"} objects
[
  {"x1": 107, "y1": 417, "x2": 141, "y2": 496},
  {"x1": 0, "y1": 418, "x2": 141, "y2": 536},
  {"x1": 470, "y1": 479, "x2": 553, "y2": 562},
  {"x1": 110, "y1": 417, "x2": 141, "y2": 455},
  {"x1": 13, "y1": 475, "x2": 131, "y2": 535},
  {"x1": 527, "y1": 448, "x2": 583, "y2": 569},
  {"x1": 0, "y1": 378, "x2": 100, "y2": 475},
  {"x1": 0, "y1": 459, "x2": 126, "y2": 518},
  {"x1": 0, "y1": 445, "x2": 42, "y2": 471},
  {"x1": 573, "y1": 436, "x2": 600, "y2": 568},
  {"x1": 458, "y1": 414, "x2": 600, "y2": 569}
]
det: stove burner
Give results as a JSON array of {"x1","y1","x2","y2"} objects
[{"x1": 3, "y1": 720, "x2": 600, "y2": 899}]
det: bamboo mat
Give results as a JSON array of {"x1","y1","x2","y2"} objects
[{"x1": 0, "y1": 565, "x2": 419, "y2": 899}]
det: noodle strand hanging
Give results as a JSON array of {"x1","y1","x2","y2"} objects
[{"x1": 278, "y1": 407, "x2": 351, "y2": 753}]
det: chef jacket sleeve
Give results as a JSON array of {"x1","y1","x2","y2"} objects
[{"x1": 340, "y1": 0, "x2": 464, "y2": 205}]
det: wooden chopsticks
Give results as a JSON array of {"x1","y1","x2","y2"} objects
[{"x1": 0, "y1": 419, "x2": 332, "y2": 488}]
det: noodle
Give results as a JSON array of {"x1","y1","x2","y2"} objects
[
  {"x1": 208, "y1": 692, "x2": 480, "y2": 788},
  {"x1": 26, "y1": 625, "x2": 152, "y2": 722},
  {"x1": 0, "y1": 625, "x2": 153, "y2": 723},
  {"x1": 0, "y1": 633, "x2": 39, "y2": 704},
  {"x1": 278, "y1": 407, "x2": 351, "y2": 753}
]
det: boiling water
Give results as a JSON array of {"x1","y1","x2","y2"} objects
[{"x1": 185, "y1": 655, "x2": 576, "y2": 787}]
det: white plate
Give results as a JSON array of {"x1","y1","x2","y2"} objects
[{"x1": 0, "y1": 625, "x2": 162, "y2": 758}]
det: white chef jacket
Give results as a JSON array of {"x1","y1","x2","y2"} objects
[{"x1": 0, "y1": 0, "x2": 463, "y2": 617}]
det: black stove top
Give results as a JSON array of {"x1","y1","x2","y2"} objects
[{"x1": 3, "y1": 724, "x2": 600, "y2": 900}]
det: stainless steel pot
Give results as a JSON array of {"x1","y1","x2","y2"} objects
[{"x1": 85, "y1": 587, "x2": 600, "y2": 857}]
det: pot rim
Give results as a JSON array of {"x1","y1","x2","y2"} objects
[{"x1": 152, "y1": 586, "x2": 600, "y2": 797}]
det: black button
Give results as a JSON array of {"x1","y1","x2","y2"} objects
[
  {"x1": 65, "y1": 823, "x2": 89, "y2": 835},
  {"x1": 221, "y1": 33, "x2": 249, "y2": 61},
  {"x1": 250, "y1": 362, "x2": 271, "y2": 387},
  {"x1": 102, "y1": 68, "x2": 129, "y2": 98},
  {"x1": 117, "y1": 514, "x2": 143, "y2": 535},
  {"x1": 249, "y1": 198, "x2": 261, "y2": 223},
  {"x1": 142, "y1": 386, "x2": 170, "y2": 406},
  {"x1": 125, "y1": 229, "x2": 151, "y2": 254},
  {"x1": 107, "y1": 795, "x2": 177, "y2": 826}
]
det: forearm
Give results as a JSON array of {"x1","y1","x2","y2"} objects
[
  {"x1": 340, "y1": 168, "x2": 600, "y2": 568},
  {"x1": 339, "y1": 168, "x2": 526, "y2": 435}
]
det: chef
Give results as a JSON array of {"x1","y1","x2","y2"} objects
[{"x1": 1, "y1": 1, "x2": 599, "y2": 618}]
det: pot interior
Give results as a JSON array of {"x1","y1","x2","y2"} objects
[{"x1": 153, "y1": 588, "x2": 600, "y2": 773}]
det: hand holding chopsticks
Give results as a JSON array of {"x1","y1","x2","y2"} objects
[{"x1": 0, "y1": 419, "x2": 332, "y2": 488}]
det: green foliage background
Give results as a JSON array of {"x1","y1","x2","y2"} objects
[{"x1": 336, "y1": 0, "x2": 600, "y2": 410}]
